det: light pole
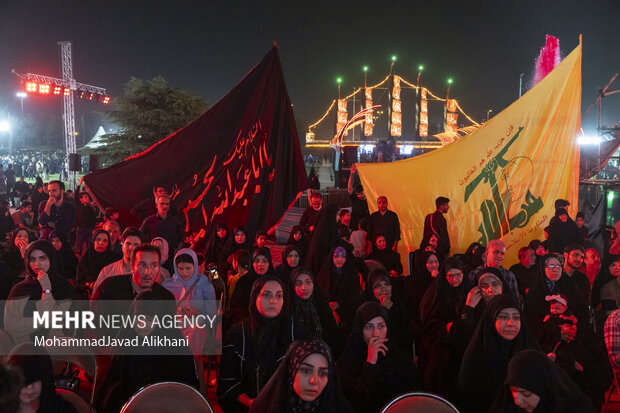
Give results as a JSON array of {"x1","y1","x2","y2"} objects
[
  {"x1": 486, "y1": 109, "x2": 493, "y2": 122},
  {"x1": 16, "y1": 92, "x2": 26, "y2": 148}
]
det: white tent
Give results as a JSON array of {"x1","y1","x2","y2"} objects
[{"x1": 83, "y1": 126, "x2": 107, "y2": 149}]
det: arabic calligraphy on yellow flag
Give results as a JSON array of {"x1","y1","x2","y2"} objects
[{"x1": 357, "y1": 42, "x2": 581, "y2": 269}]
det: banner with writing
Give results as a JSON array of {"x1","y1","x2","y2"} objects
[{"x1": 357, "y1": 43, "x2": 581, "y2": 267}]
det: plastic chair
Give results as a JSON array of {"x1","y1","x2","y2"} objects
[
  {"x1": 56, "y1": 388, "x2": 96, "y2": 413},
  {"x1": 120, "y1": 381, "x2": 214, "y2": 413},
  {"x1": 381, "y1": 392, "x2": 460, "y2": 413},
  {"x1": 44, "y1": 339, "x2": 98, "y2": 404}
]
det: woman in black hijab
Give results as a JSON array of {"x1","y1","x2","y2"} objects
[
  {"x1": 230, "y1": 226, "x2": 252, "y2": 253},
  {"x1": 365, "y1": 268, "x2": 412, "y2": 354},
  {"x1": 275, "y1": 244, "x2": 303, "y2": 286},
  {"x1": 316, "y1": 246, "x2": 362, "y2": 342},
  {"x1": 203, "y1": 222, "x2": 233, "y2": 272},
  {"x1": 409, "y1": 250, "x2": 440, "y2": 309},
  {"x1": 526, "y1": 253, "x2": 611, "y2": 410},
  {"x1": 419, "y1": 257, "x2": 469, "y2": 399},
  {"x1": 7, "y1": 343, "x2": 77, "y2": 413},
  {"x1": 227, "y1": 247, "x2": 276, "y2": 329},
  {"x1": 463, "y1": 242, "x2": 485, "y2": 274},
  {"x1": 524, "y1": 253, "x2": 590, "y2": 350},
  {"x1": 290, "y1": 267, "x2": 340, "y2": 356},
  {"x1": 287, "y1": 225, "x2": 309, "y2": 258},
  {"x1": 47, "y1": 230, "x2": 78, "y2": 281},
  {"x1": 218, "y1": 275, "x2": 294, "y2": 412},
  {"x1": 367, "y1": 233, "x2": 403, "y2": 276},
  {"x1": 250, "y1": 338, "x2": 352, "y2": 413},
  {"x1": 491, "y1": 349, "x2": 595, "y2": 413},
  {"x1": 592, "y1": 254, "x2": 619, "y2": 310},
  {"x1": 338, "y1": 301, "x2": 420, "y2": 413},
  {"x1": 5, "y1": 240, "x2": 76, "y2": 344},
  {"x1": 457, "y1": 294, "x2": 540, "y2": 413},
  {"x1": 3, "y1": 228, "x2": 30, "y2": 280},
  {"x1": 76, "y1": 229, "x2": 120, "y2": 295}
]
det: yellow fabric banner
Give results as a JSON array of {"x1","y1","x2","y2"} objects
[{"x1": 357, "y1": 43, "x2": 581, "y2": 269}]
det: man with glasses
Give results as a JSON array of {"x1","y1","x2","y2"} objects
[{"x1": 140, "y1": 194, "x2": 184, "y2": 251}]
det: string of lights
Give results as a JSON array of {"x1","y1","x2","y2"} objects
[
  {"x1": 456, "y1": 102, "x2": 480, "y2": 126},
  {"x1": 308, "y1": 71, "x2": 479, "y2": 131}
]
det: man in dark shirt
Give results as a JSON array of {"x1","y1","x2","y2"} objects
[
  {"x1": 299, "y1": 192, "x2": 322, "y2": 233},
  {"x1": 368, "y1": 195, "x2": 401, "y2": 251},
  {"x1": 563, "y1": 243, "x2": 591, "y2": 304},
  {"x1": 576, "y1": 211, "x2": 589, "y2": 242},
  {"x1": 131, "y1": 186, "x2": 168, "y2": 223},
  {"x1": 75, "y1": 192, "x2": 98, "y2": 254},
  {"x1": 38, "y1": 180, "x2": 75, "y2": 241},
  {"x1": 509, "y1": 246, "x2": 538, "y2": 298},
  {"x1": 423, "y1": 196, "x2": 451, "y2": 256},
  {"x1": 140, "y1": 194, "x2": 184, "y2": 251},
  {"x1": 92, "y1": 244, "x2": 175, "y2": 315}
]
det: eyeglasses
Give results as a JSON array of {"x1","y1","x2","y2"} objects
[{"x1": 546, "y1": 264, "x2": 562, "y2": 270}]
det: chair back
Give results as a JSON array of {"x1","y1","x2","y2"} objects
[
  {"x1": 120, "y1": 381, "x2": 213, "y2": 413},
  {"x1": 381, "y1": 392, "x2": 460, "y2": 413},
  {"x1": 56, "y1": 388, "x2": 96, "y2": 413},
  {"x1": 0, "y1": 328, "x2": 15, "y2": 356},
  {"x1": 45, "y1": 339, "x2": 98, "y2": 403}
]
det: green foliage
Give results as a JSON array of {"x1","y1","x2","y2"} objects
[{"x1": 89, "y1": 76, "x2": 207, "y2": 163}]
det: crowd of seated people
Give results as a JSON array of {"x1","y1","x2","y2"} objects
[{"x1": 0, "y1": 174, "x2": 617, "y2": 413}]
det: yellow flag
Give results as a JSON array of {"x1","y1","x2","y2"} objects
[{"x1": 357, "y1": 43, "x2": 581, "y2": 269}]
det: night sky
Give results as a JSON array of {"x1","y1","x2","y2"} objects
[{"x1": 1, "y1": 0, "x2": 619, "y2": 145}]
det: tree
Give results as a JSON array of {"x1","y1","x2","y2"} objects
[{"x1": 84, "y1": 76, "x2": 207, "y2": 164}]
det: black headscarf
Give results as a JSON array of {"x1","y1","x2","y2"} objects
[
  {"x1": 250, "y1": 338, "x2": 352, "y2": 413},
  {"x1": 367, "y1": 234, "x2": 402, "y2": 275},
  {"x1": 7, "y1": 343, "x2": 77, "y2": 413},
  {"x1": 203, "y1": 222, "x2": 233, "y2": 265},
  {"x1": 290, "y1": 267, "x2": 325, "y2": 340},
  {"x1": 463, "y1": 242, "x2": 485, "y2": 273},
  {"x1": 340, "y1": 301, "x2": 387, "y2": 364},
  {"x1": 276, "y1": 244, "x2": 303, "y2": 285},
  {"x1": 230, "y1": 226, "x2": 252, "y2": 253},
  {"x1": 46, "y1": 230, "x2": 78, "y2": 280},
  {"x1": 420, "y1": 257, "x2": 467, "y2": 324},
  {"x1": 287, "y1": 225, "x2": 309, "y2": 257},
  {"x1": 249, "y1": 275, "x2": 289, "y2": 391},
  {"x1": 4, "y1": 228, "x2": 30, "y2": 277},
  {"x1": 8, "y1": 239, "x2": 75, "y2": 302},
  {"x1": 76, "y1": 229, "x2": 120, "y2": 285},
  {"x1": 458, "y1": 294, "x2": 540, "y2": 413},
  {"x1": 490, "y1": 349, "x2": 596, "y2": 413}
]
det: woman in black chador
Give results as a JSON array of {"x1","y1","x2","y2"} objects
[
  {"x1": 289, "y1": 267, "x2": 340, "y2": 356},
  {"x1": 457, "y1": 294, "x2": 540, "y2": 413},
  {"x1": 338, "y1": 301, "x2": 420, "y2": 413},
  {"x1": 419, "y1": 257, "x2": 469, "y2": 399},
  {"x1": 218, "y1": 275, "x2": 294, "y2": 412},
  {"x1": 491, "y1": 349, "x2": 595, "y2": 413}
]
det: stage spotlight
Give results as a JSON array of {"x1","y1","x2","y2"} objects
[
  {"x1": 64, "y1": 87, "x2": 71, "y2": 96},
  {"x1": 26, "y1": 82, "x2": 37, "y2": 93},
  {"x1": 39, "y1": 84, "x2": 50, "y2": 94},
  {"x1": 102, "y1": 96, "x2": 110, "y2": 104},
  {"x1": 53, "y1": 85, "x2": 62, "y2": 95}
]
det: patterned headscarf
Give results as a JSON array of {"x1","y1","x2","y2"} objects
[{"x1": 288, "y1": 337, "x2": 333, "y2": 379}]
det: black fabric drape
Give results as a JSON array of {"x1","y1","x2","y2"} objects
[{"x1": 84, "y1": 47, "x2": 307, "y2": 243}]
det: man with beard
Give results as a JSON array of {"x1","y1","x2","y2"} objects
[
  {"x1": 368, "y1": 196, "x2": 401, "y2": 252},
  {"x1": 563, "y1": 244, "x2": 591, "y2": 303},
  {"x1": 299, "y1": 192, "x2": 323, "y2": 233}
]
